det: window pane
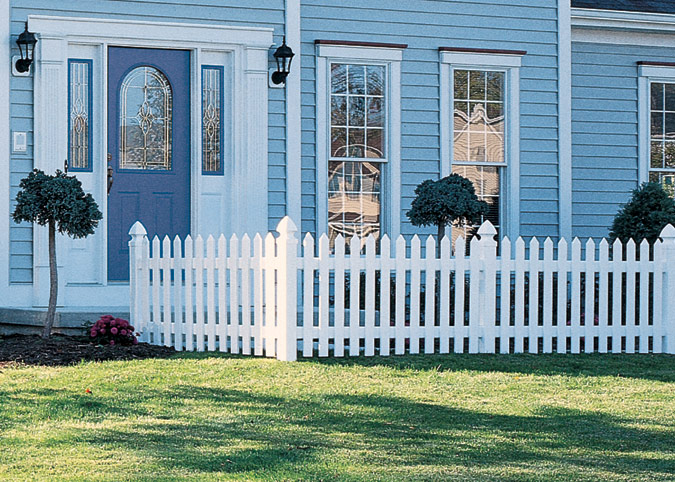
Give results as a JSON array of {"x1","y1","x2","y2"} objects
[
  {"x1": 666, "y1": 84, "x2": 675, "y2": 111},
  {"x1": 367, "y1": 97, "x2": 384, "y2": 127},
  {"x1": 366, "y1": 66, "x2": 385, "y2": 96},
  {"x1": 331, "y1": 127, "x2": 347, "y2": 157},
  {"x1": 652, "y1": 83, "x2": 664, "y2": 110},
  {"x1": 328, "y1": 160, "x2": 381, "y2": 248},
  {"x1": 348, "y1": 65, "x2": 365, "y2": 94},
  {"x1": 469, "y1": 71, "x2": 486, "y2": 100},
  {"x1": 331, "y1": 96, "x2": 346, "y2": 126},
  {"x1": 348, "y1": 128, "x2": 365, "y2": 157},
  {"x1": 69, "y1": 60, "x2": 91, "y2": 170},
  {"x1": 666, "y1": 141, "x2": 675, "y2": 168},
  {"x1": 651, "y1": 141, "x2": 664, "y2": 169},
  {"x1": 348, "y1": 97, "x2": 365, "y2": 126},
  {"x1": 666, "y1": 113, "x2": 675, "y2": 139},
  {"x1": 367, "y1": 129, "x2": 384, "y2": 158},
  {"x1": 486, "y1": 72, "x2": 504, "y2": 101},
  {"x1": 119, "y1": 66, "x2": 173, "y2": 170},
  {"x1": 650, "y1": 171, "x2": 675, "y2": 197},
  {"x1": 652, "y1": 112, "x2": 664, "y2": 139},
  {"x1": 331, "y1": 64, "x2": 347, "y2": 94},
  {"x1": 202, "y1": 66, "x2": 222, "y2": 173},
  {"x1": 454, "y1": 70, "x2": 468, "y2": 99}
]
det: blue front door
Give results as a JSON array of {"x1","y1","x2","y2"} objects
[{"x1": 107, "y1": 47, "x2": 191, "y2": 281}]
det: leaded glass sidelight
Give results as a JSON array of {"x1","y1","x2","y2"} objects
[
  {"x1": 202, "y1": 66, "x2": 223, "y2": 174},
  {"x1": 68, "y1": 59, "x2": 92, "y2": 171},
  {"x1": 119, "y1": 66, "x2": 173, "y2": 170}
]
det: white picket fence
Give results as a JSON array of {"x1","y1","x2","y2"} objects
[{"x1": 128, "y1": 218, "x2": 675, "y2": 360}]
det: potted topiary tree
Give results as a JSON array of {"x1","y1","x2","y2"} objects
[
  {"x1": 406, "y1": 173, "x2": 488, "y2": 255},
  {"x1": 13, "y1": 169, "x2": 102, "y2": 338},
  {"x1": 610, "y1": 181, "x2": 675, "y2": 245}
]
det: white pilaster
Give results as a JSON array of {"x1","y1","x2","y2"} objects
[
  {"x1": 32, "y1": 33, "x2": 68, "y2": 307},
  {"x1": 285, "y1": 0, "x2": 302, "y2": 226},
  {"x1": 242, "y1": 46, "x2": 270, "y2": 235}
]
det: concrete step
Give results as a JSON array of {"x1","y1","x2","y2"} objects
[{"x1": 0, "y1": 307, "x2": 130, "y2": 336}]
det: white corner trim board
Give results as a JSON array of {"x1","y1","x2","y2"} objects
[
  {"x1": 0, "y1": 0, "x2": 10, "y2": 291},
  {"x1": 558, "y1": 0, "x2": 573, "y2": 240}
]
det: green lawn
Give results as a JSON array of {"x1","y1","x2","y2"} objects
[{"x1": 0, "y1": 354, "x2": 674, "y2": 481}]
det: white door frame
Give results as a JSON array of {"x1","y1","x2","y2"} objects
[{"x1": 28, "y1": 15, "x2": 273, "y2": 308}]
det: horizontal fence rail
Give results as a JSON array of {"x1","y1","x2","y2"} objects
[{"x1": 129, "y1": 218, "x2": 675, "y2": 361}]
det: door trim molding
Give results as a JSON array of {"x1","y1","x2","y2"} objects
[{"x1": 28, "y1": 15, "x2": 273, "y2": 305}]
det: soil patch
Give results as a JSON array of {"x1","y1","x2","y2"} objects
[{"x1": 0, "y1": 334, "x2": 175, "y2": 367}]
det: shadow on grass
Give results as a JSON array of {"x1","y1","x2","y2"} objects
[
  {"x1": 4, "y1": 384, "x2": 673, "y2": 480},
  {"x1": 294, "y1": 352, "x2": 675, "y2": 382}
]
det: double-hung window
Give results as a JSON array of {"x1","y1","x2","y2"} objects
[
  {"x1": 316, "y1": 41, "x2": 404, "y2": 247},
  {"x1": 440, "y1": 48, "x2": 523, "y2": 242},
  {"x1": 639, "y1": 63, "x2": 675, "y2": 193}
]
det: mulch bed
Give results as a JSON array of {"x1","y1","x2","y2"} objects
[{"x1": 0, "y1": 334, "x2": 176, "y2": 367}]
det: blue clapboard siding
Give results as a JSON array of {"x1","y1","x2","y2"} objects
[
  {"x1": 8, "y1": 0, "x2": 285, "y2": 283},
  {"x1": 300, "y1": 0, "x2": 560, "y2": 239},
  {"x1": 571, "y1": 41, "x2": 675, "y2": 239}
]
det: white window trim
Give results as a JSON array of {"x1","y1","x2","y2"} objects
[
  {"x1": 440, "y1": 51, "x2": 521, "y2": 242},
  {"x1": 316, "y1": 44, "x2": 403, "y2": 241},
  {"x1": 638, "y1": 64, "x2": 675, "y2": 185}
]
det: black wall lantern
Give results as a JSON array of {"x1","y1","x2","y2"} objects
[
  {"x1": 271, "y1": 37, "x2": 294, "y2": 85},
  {"x1": 15, "y1": 22, "x2": 37, "y2": 74}
]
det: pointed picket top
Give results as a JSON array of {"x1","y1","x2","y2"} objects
[
  {"x1": 411, "y1": 235, "x2": 421, "y2": 256},
  {"x1": 501, "y1": 236, "x2": 512, "y2": 258},
  {"x1": 206, "y1": 235, "x2": 216, "y2": 257},
  {"x1": 318, "y1": 233, "x2": 330, "y2": 257},
  {"x1": 218, "y1": 234, "x2": 227, "y2": 257},
  {"x1": 241, "y1": 233, "x2": 251, "y2": 246},
  {"x1": 455, "y1": 235, "x2": 465, "y2": 258},
  {"x1": 425, "y1": 235, "x2": 436, "y2": 256},
  {"x1": 544, "y1": 237, "x2": 554, "y2": 251},
  {"x1": 612, "y1": 237, "x2": 622, "y2": 261},
  {"x1": 558, "y1": 237, "x2": 568, "y2": 261},
  {"x1": 515, "y1": 237, "x2": 525, "y2": 259},
  {"x1": 365, "y1": 234, "x2": 377, "y2": 256},
  {"x1": 162, "y1": 235, "x2": 171, "y2": 258},
  {"x1": 303, "y1": 231, "x2": 314, "y2": 245},
  {"x1": 276, "y1": 216, "x2": 298, "y2": 238},
  {"x1": 640, "y1": 238, "x2": 649, "y2": 261},
  {"x1": 349, "y1": 234, "x2": 361, "y2": 255},
  {"x1": 469, "y1": 235, "x2": 479, "y2": 257},
  {"x1": 585, "y1": 237, "x2": 595, "y2": 261},
  {"x1": 440, "y1": 234, "x2": 451, "y2": 259},
  {"x1": 334, "y1": 233, "x2": 345, "y2": 257},
  {"x1": 529, "y1": 237, "x2": 540, "y2": 261},
  {"x1": 395, "y1": 234, "x2": 406, "y2": 258},
  {"x1": 129, "y1": 221, "x2": 147, "y2": 237},
  {"x1": 626, "y1": 238, "x2": 636, "y2": 261},
  {"x1": 477, "y1": 220, "x2": 497, "y2": 240},
  {"x1": 152, "y1": 235, "x2": 161, "y2": 255},
  {"x1": 381, "y1": 234, "x2": 391, "y2": 258}
]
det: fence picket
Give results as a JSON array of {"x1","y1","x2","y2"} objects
[
  {"x1": 395, "y1": 235, "x2": 407, "y2": 355},
  {"x1": 380, "y1": 235, "x2": 392, "y2": 356},
  {"x1": 439, "y1": 236, "x2": 451, "y2": 354},
  {"x1": 611, "y1": 239, "x2": 623, "y2": 353},
  {"x1": 570, "y1": 238, "x2": 582, "y2": 354},
  {"x1": 626, "y1": 240, "x2": 636, "y2": 354},
  {"x1": 639, "y1": 240, "x2": 650, "y2": 353},
  {"x1": 240, "y1": 235, "x2": 252, "y2": 355},
  {"x1": 253, "y1": 234, "x2": 264, "y2": 356},
  {"x1": 228, "y1": 235, "x2": 240, "y2": 355},
  {"x1": 514, "y1": 238, "x2": 526, "y2": 353},
  {"x1": 424, "y1": 236, "x2": 436, "y2": 354},
  {"x1": 598, "y1": 239, "x2": 610, "y2": 353},
  {"x1": 365, "y1": 235, "x2": 377, "y2": 356},
  {"x1": 318, "y1": 234, "x2": 330, "y2": 357},
  {"x1": 206, "y1": 236, "x2": 216, "y2": 352},
  {"x1": 334, "y1": 235, "x2": 346, "y2": 357},
  {"x1": 184, "y1": 235, "x2": 194, "y2": 351},
  {"x1": 528, "y1": 237, "x2": 540, "y2": 353},
  {"x1": 349, "y1": 236, "x2": 361, "y2": 356},
  {"x1": 543, "y1": 238, "x2": 554, "y2": 353},
  {"x1": 218, "y1": 235, "x2": 228, "y2": 353},
  {"x1": 151, "y1": 236, "x2": 161, "y2": 346},
  {"x1": 162, "y1": 236, "x2": 172, "y2": 348},
  {"x1": 454, "y1": 237, "x2": 466, "y2": 354},
  {"x1": 556, "y1": 239, "x2": 568, "y2": 354},
  {"x1": 584, "y1": 238, "x2": 595, "y2": 353},
  {"x1": 264, "y1": 233, "x2": 276, "y2": 357},
  {"x1": 302, "y1": 233, "x2": 315, "y2": 358},
  {"x1": 499, "y1": 237, "x2": 512, "y2": 354},
  {"x1": 194, "y1": 235, "x2": 205, "y2": 352}
]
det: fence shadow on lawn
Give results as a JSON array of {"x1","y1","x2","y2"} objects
[{"x1": 10, "y1": 384, "x2": 672, "y2": 479}]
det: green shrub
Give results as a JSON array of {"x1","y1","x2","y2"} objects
[{"x1": 609, "y1": 182, "x2": 675, "y2": 244}]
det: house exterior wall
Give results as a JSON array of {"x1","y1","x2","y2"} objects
[
  {"x1": 571, "y1": 39, "x2": 675, "y2": 238},
  {"x1": 7, "y1": 0, "x2": 287, "y2": 284},
  {"x1": 300, "y1": 0, "x2": 561, "y2": 240}
]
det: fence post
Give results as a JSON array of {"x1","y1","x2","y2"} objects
[
  {"x1": 660, "y1": 224, "x2": 675, "y2": 354},
  {"x1": 276, "y1": 216, "x2": 299, "y2": 361},
  {"x1": 128, "y1": 221, "x2": 148, "y2": 342},
  {"x1": 477, "y1": 221, "x2": 498, "y2": 353}
]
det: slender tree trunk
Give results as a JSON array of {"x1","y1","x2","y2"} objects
[
  {"x1": 43, "y1": 220, "x2": 58, "y2": 338},
  {"x1": 437, "y1": 223, "x2": 445, "y2": 258}
]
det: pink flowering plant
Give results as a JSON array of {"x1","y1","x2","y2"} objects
[{"x1": 89, "y1": 315, "x2": 138, "y2": 346}]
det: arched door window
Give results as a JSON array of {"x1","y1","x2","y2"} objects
[{"x1": 119, "y1": 66, "x2": 173, "y2": 170}]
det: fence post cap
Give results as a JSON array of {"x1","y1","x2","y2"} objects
[
  {"x1": 660, "y1": 224, "x2": 675, "y2": 241},
  {"x1": 276, "y1": 216, "x2": 298, "y2": 236},
  {"x1": 128, "y1": 221, "x2": 147, "y2": 237},
  {"x1": 477, "y1": 220, "x2": 497, "y2": 239}
]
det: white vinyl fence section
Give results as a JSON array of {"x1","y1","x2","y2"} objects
[{"x1": 128, "y1": 218, "x2": 675, "y2": 361}]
